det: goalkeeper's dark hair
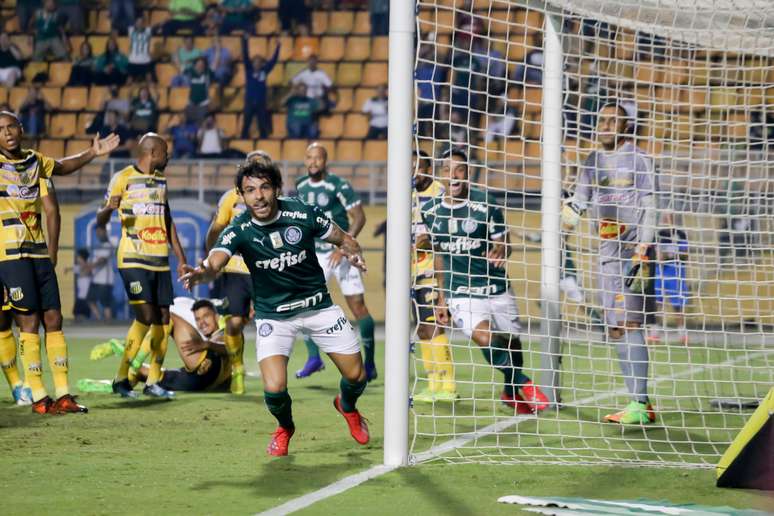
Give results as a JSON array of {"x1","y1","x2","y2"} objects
[
  {"x1": 600, "y1": 100, "x2": 639, "y2": 135},
  {"x1": 235, "y1": 159, "x2": 283, "y2": 193},
  {"x1": 415, "y1": 149, "x2": 432, "y2": 170},
  {"x1": 441, "y1": 147, "x2": 469, "y2": 163},
  {"x1": 192, "y1": 299, "x2": 216, "y2": 313}
]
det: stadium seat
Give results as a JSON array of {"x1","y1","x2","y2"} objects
[
  {"x1": 282, "y1": 140, "x2": 309, "y2": 161},
  {"x1": 65, "y1": 139, "x2": 91, "y2": 157},
  {"x1": 284, "y1": 61, "x2": 306, "y2": 83},
  {"x1": 267, "y1": 63, "x2": 284, "y2": 86},
  {"x1": 23, "y1": 62, "x2": 48, "y2": 83},
  {"x1": 0, "y1": 88, "x2": 7, "y2": 105},
  {"x1": 635, "y1": 62, "x2": 666, "y2": 85},
  {"x1": 247, "y1": 36, "x2": 268, "y2": 58},
  {"x1": 333, "y1": 87, "x2": 353, "y2": 113},
  {"x1": 156, "y1": 63, "x2": 177, "y2": 88},
  {"x1": 361, "y1": 63, "x2": 387, "y2": 87},
  {"x1": 88, "y1": 35, "x2": 108, "y2": 54},
  {"x1": 726, "y1": 111, "x2": 749, "y2": 140},
  {"x1": 328, "y1": 11, "x2": 354, "y2": 34},
  {"x1": 150, "y1": 9, "x2": 170, "y2": 27},
  {"x1": 221, "y1": 36, "x2": 242, "y2": 60},
  {"x1": 363, "y1": 140, "x2": 387, "y2": 161},
  {"x1": 272, "y1": 114, "x2": 287, "y2": 138},
  {"x1": 229, "y1": 139, "x2": 254, "y2": 154},
  {"x1": 155, "y1": 87, "x2": 169, "y2": 111},
  {"x1": 87, "y1": 86, "x2": 109, "y2": 111},
  {"x1": 371, "y1": 37, "x2": 388, "y2": 61},
  {"x1": 231, "y1": 63, "x2": 246, "y2": 87},
  {"x1": 168, "y1": 88, "x2": 190, "y2": 111},
  {"x1": 504, "y1": 138, "x2": 525, "y2": 159},
  {"x1": 38, "y1": 139, "x2": 64, "y2": 158},
  {"x1": 337, "y1": 63, "x2": 362, "y2": 87},
  {"x1": 9, "y1": 87, "x2": 26, "y2": 109},
  {"x1": 342, "y1": 113, "x2": 368, "y2": 138},
  {"x1": 10, "y1": 35, "x2": 33, "y2": 59},
  {"x1": 336, "y1": 140, "x2": 362, "y2": 161},
  {"x1": 256, "y1": 13, "x2": 279, "y2": 35},
  {"x1": 157, "y1": 113, "x2": 173, "y2": 133},
  {"x1": 354, "y1": 87, "x2": 376, "y2": 110},
  {"x1": 512, "y1": 9, "x2": 543, "y2": 34},
  {"x1": 258, "y1": 0, "x2": 278, "y2": 8},
  {"x1": 39, "y1": 86, "x2": 61, "y2": 108},
  {"x1": 94, "y1": 9, "x2": 111, "y2": 33},
  {"x1": 255, "y1": 139, "x2": 281, "y2": 160},
  {"x1": 312, "y1": 11, "x2": 329, "y2": 35},
  {"x1": 220, "y1": 87, "x2": 242, "y2": 112},
  {"x1": 60, "y1": 87, "x2": 89, "y2": 111},
  {"x1": 48, "y1": 62, "x2": 72, "y2": 86},
  {"x1": 318, "y1": 62, "x2": 336, "y2": 81},
  {"x1": 522, "y1": 87, "x2": 542, "y2": 114},
  {"x1": 315, "y1": 139, "x2": 336, "y2": 161},
  {"x1": 293, "y1": 37, "x2": 319, "y2": 60},
  {"x1": 277, "y1": 36, "x2": 294, "y2": 61},
  {"x1": 353, "y1": 12, "x2": 371, "y2": 35},
  {"x1": 216, "y1": 114, "x2": 239, "y2": 138},
  {"x1": 319, "y1": 36, "x2": 345, "y2": 61},
  {"x1": 319, "y1": 114, "x2": 344, "y2": 138},
  {"x1": 50, "y1": 114, "x2": 77, "y2": 139},
  {"x1": 4, "y1": 15, "x2": 20, "y2": 33},
  {"x1": 344, "y1": 37, "x2": 370, "y2": 61}
]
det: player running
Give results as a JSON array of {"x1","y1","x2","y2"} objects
[
  {"x1": 562, "y1": 101, "x2": 658, "y2": 425},
  {"x1": 420, "y1": 148, "x2": 548, "y2": 414},
  {"x1": 181, "y1": 159, "x2": 370, "y2": 456},
  {"x1": 97, "y1": 133, "x2": 187, "y2": 400},
  {"x1": 0, "y1": 111, "x2": 118, "y2": 414},
  {"x1": 411, "y1": 150, "x2": 457, "y2": 402},
  {"x1": 294, "y1": 142, "x2": 377, "y2": 381}
]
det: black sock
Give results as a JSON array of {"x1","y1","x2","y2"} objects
[
  {"x1": 264, "y1": 390, "x2": 294, "y2": 430},
  {"x1": 339, "y1": 377, "x2": 367, "y2": 412}
]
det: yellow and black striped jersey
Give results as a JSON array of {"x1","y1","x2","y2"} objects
[
  {"x1": 0, "y1": 149, "x2": 55, "y2": 262},
  {"x1": 106, "y1": 165, "x2": 170, "y2": 271},
  {"x1": 412, "y1": 179, "x2": 444, "y2": 285},
  {"x1": 213, "y1": 188, "x2": 248, "y2": 274}
]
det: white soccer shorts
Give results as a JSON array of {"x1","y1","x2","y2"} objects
[
  {"x1": 254, "y1": 305, "x2": 361, "y2": 362},
  {"x1": 316, "y1": 250, "x2": 365, "y2": 296},
  {"x1": 448, "y1": 290, "x2": 522, "y2": 338}
]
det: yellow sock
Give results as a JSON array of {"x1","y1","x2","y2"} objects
[
  {"x1": 0, "y1": 329, "x2": 21, "y2": 389},
  {"x1": 19, "y1": 332, "x2": 46, "y2": 401},
  {"x1": 430, "y1": 333, "x2": 456, "y2": 393},
  {"x1": 224, "y1": 332, "x2": 244, "y2": 373},
  {"x1": 45, "y1": 331, "x2": 69, "y2": 399},
  {"x1": 146, "y1": 324, "x2": 167, "y2": 385},
  {"x1": 118, "y1": 320, "x2": 149, "y2": 380},
  {"x1": 418, "y1": 339, "x2": 439, "y2": 392}
]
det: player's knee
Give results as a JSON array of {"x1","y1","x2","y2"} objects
[
  {"x1": 263, "y1": 377, "x2": 287, "y2": 393},
  {"x1": 471, "y1": 328, "x2": 492, "y2": 348},
  {"x1": 347, "y1": 296, "x2": 369, "y2": 319},
  {"x1": 343, "y1": 362, "x2": 366, "y2": 383},
  {"x1": 42, "y1": 309, "x2": 63, "y2": 331}
]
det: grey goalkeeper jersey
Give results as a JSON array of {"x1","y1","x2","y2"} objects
[{"x1": 572, "y1": 141, "x2": 657, "y2": 260}]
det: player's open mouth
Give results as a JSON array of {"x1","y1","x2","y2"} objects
[
  {"x1": 253, "y1": 203, "x2": 270, "y2": 215},
  {"x1": 450, "y1": 181, "x2": 463, "y2": 196}
]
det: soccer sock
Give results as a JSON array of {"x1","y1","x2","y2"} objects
[
  {"x1": 429, "y1": 333, "x2": 456, "y2": 392},
  {"x1": 358, "y1": 315, "x2": 376, "y2": 367},
  {"x1": 118, "y1": 320, "x2": 149, "y2": 380},
  {"x1": 45, "y1": 331, "x2": 69, "y2": 398},
  {"x1": 264, "y1": 390, "x2": 294, "y2": 430},
  {"x1": 224, "y1": 332, "x2": 244, "y2": 373},
  {"x1": 146, "y1": 324, "x2": 167, "y2": 385},
  {"x1": 339, "y1": 377, "x2": 367, "y2": 413},
  {"x1": 615, "y1": 330, "x2": 649, "y2": 403},
  {"x1": 0, "y1": 329, "x2": 22, "y2": 389},
  {"x1": 303, "y1": 334, "x2": 320, "y2": 360},
  {"x1": 417, "y1": 339, "x2": 438, "y2": 391},
  {"x1": 131, "y1": 331, "x2": 152, "y2": 371},
  {"x1": 19, "y1": 332, "x2": 46, "y2": 401}
]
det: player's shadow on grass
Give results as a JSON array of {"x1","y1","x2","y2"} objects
[
  {"x1": 394, "y1": 468, "x2": 479, "y2": 516},
  {"x1": 294, "y1": 384, "x2": 340, "y2": 394},
  {"x1": 0, "y1": 408, "x2": 54, "y2": 428},
  {"x1": 99, "y1": 398, "x2": 195, "y2": 410}
]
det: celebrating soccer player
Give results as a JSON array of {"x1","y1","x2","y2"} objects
[
  {"x1": 97, "y1": 133, "x2": 187, "y2": 400},
  {"x1": 181, "y1": 159, "x2": 370, "y2": 456},
  {"x1": 562, "y1": 101, "x2": 658, "y2": 425},
  {"x1": 0, "y1": 111, "x2": 119, "y2": 414},
  {"x1": 420, "y1": 148, "x2": 548, "y2": 413},
  {"x1": 294, "y1": 142, "x2": 377, "y2": 381}
]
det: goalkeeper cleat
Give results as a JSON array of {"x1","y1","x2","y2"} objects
[
  {"x1": 604, "y1": 401, "x2": 655, "y2": 425},
  {"x1": 112, "y1": 378, "x2": 138, "y2": 399},
  {"x1": 413, "y1": 388, "x2": 436, "y2": 403},
  {"x1": 267, "y1": 426, "x2": 294, "y2": 457},
  {"x1": 31, "y1": 396, "x2": 53, "y2": 414},
  {"x1": 90, "y1": 339, "x2": 125, "y2": 361},
  {"x1": 333, "y1": 395, "x2": 370, "y2": 445},
  {"x1": 521, "y1": 381, "x2": 549, "y2": 411},
  {"x1": 365, "y1": 362, "x2": 378, "y2": 383},
  {"x1": 230, "y1": 368, "x2": 245, "y2": 395},
  {"x1": 295, "y1": 356, "x2": 325, "y2": 378},
  {"x1": 51, "y1": 394, "x2": 88, "y2": 414},
  {"x1": 12, "y1": 384, "x2": 33, "y2": 405},
  {"x1": 143, "y1": 383, "x2": 175, "y2": 400},
  {"x1": 500, "y1": 391, "x2": 534, "y2": 415}
]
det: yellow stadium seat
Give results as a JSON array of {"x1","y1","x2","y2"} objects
[
  {"x1": 316, "y1": 140, "x2": 336, "y2": 161},
  {"x1": 23, "y1": 62, "x2": 48, "y2": 83},
  {"x1": 254, "y1": 139, "x2": 282, "y2": 161},
  {"x1": 293, "y1": 37, "x2": 319, "y2": 60},
  {"x1": 0, "y1": 88, "x2": 7, "y2": 105},
  {"x1": 156, "y1": 63, "x2": 177, "y2": 87},
  {"x1": 116, "y1": 37, "x2": 130, "y2": 55},
  {"x1": 60, "y1": 87, "x2": 88, "y2": 111},
  {"x1": 277, "y1": 36, "x2": 294, "y2": 61},
  {"x1": 48, "y1": 62, "x2": 72, "y2": 86},
  {"x1": 344, "y1": 37, "x2": 370, "y2": 61},
  {"x1": 267, "y1": 63, "x2": 284, "y2": 86},
  {"x1": 512, "y1": 9, "x2": 543, "y2": 34},
  {"x1": 9, "y1": 87, "x2": 26, "y2": 110},
  {"x1": 337, "y1": 62, "x2": 362, "y2": 87},
  {"x1": 282, "y1": 140, "x2": 310, "y2": 161},
  {"x1": 168, "y1": 88, "x2": 190, "y2": 111},
  {"x1": 75, "y1": 113, "x2": 94, "y2": 137},
  {"x1": 363, "y1": 140, "x2": 387, "y2": 161},
  {"x1": 353, "y1": 12, "x2": 370, "y2": 35},
  {"x1": 230, "y1": 139, "x2": 255, "y2": 154},
  {"x1": 272, "y1": 114, "x2": 287, "y2": 138},
  {"x1": 10, "y1": 35, "x2": 33, "y2": 59},
  {"x1": 312, "y1": 12, "x2": 328, "y2": 35},
  {"x1": 371, "y1": 36, "x2": 388, "y2": 61},
  {"x1": 354, "y1": 87, "x2": 376, "y2": 109},
  {"x1": 216, "y1": 114, "x2": 239, "y2": 138},
  {"x1": 65, "y1": 139, "x2": 91, "y2": 157},
  {"x1": 328, "y1": 11, "x2": 354, "y2": 34},
  {"x1": 284, "y1": 61, "x2": 307, "y2": 83},
  {"x1": 248, "y1": 36, "x2": 267, "y2": 58},
  {"x1": 38, "y1": 139, "x2": 64, "y2": 158},
  {"x1": 256, "y1": 13, "x2": 279, "y2": 35},
  {"x1": 39, "y1": 86, "x2": 61, "y2": 107},
  {"x1": 49, "y1": 113, "x2": 77, "y2": 138},
  {"x1": 4, "y1": 15, "x2": 20, "y2": 33},
  {"x1": 258, "y1": 0, "x2": 279, "y2": 8},
  {"x1": 221, "y1": 87, "x2": 244, "y2": 112},
  {"x1": 157, "y1": 113, "x2": 173, "y2": 133},
  {"x1": 150, "y1": 10, "x2": 171, "y2": 27},
  {"x1": 88, "y1": 86, "x2": 111, "y2": 111},
  {"x1": 319, "y1": 36, "x2": 345, "y2": 61},
  {"x1": 726, "y1": 111, "x2": 749, "y2": 140},
  {"x1": 336, "y1": 140, "x2": 362, "y2": 161},
  {"x1": 342, "y1": 113, "x2": 368, "y2": 138},
  {"x1": 361, "y1": 63, "x2": 386, "y2": 87},
  {"x1": 220, "y1": 36, "x2": 242, "y2": 61},
  {"x1": 231, "y1": 63, "x2": 245, "y2": 87},
  {"x1": 94, "y1": 9, "x2": 111, "y2": 33},
  {"x1": 88, "y1": 35, "x2": 108, "y2": 54},
  {"x1": 333, "y1": 87, "x2": 353, "y2": 113},
  {"x1": 319, "y1": 114, "x2": 344, "y2": 139}
]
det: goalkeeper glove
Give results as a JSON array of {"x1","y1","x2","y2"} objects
[
  {"x1": 625, "y1": 253, "x2": 650, "y2": 293},
  {"x1": 561, "y1": 200, "x2": 583, "y2": 231}
]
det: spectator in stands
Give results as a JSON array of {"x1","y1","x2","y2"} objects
[
  {"x1": 127, "y1": 16, "x2": 155, "y2": 84},
  {"x1": 196, "y1": 114, "x2": 226, "y2": 158},
  {"x1": 283, "y1": 82, "x2": 320, "y2": 139},
  {"x1": 18, "y1": 84, "x2": 51, "y2": 136},
  {"x1": 171, "y1": 35, "x2": 202, "y2": 86},
  {"x1": 219, "y1": 0, "x2": 258, "y2": 35},
  {"x1": 291, "y1": 54, "x2": 332, "y2": 111},
  {"x1": 58, "y1": 0, "x2": 84, "y2": 35},
  {"x1": 87, "y1": 110, "x2": 132, "y2": 155},
  {"x1": 0, "y1": 33, "x2": 23, "y2": 87},
  {"x1": 484, "y1": 96, "x2": 519, "y2": 143},
  {"x1": 204, "y1": 35, "x2": 234, "y2": 87},
  {"x1": 201, "y1": 4, "x2": 224, "y2": 35},
  {"x1": 513, "y1": 49, "x2": 544, "y2": 85},
  {"x1": 363, "y1": 84, "x2": 388, "y2": 139},
  {"x1": 129, "y1": 85, "x2": 159, "y2": 134},
  {"x1": 94, "y1": 36, "x2": 129, "y2": 86},
  {"x1": 87, "y1": 226, "x2": 114, "y2": 321},
  {"x1": 750, "y1": 110, "x2": 774, "y2": 150},
  {"x1": 278, "y1": 0, "x2": 310, "y2": 35},
  {"x1": 369, "y1": 0, "x2": 389, "y2": 36},
  {"x1": 241, "y1": 36, "x2": 280, "y2": 139},
  {"x1": 159, "y1": 0, "x2": 206, "y2": 36},
  {"x1": 32, "y1": 0, "x2": 70, "y2": 61},
  {"x1": 168, "y1": 111, "x2": 199, "y2": 158},
  {"x1": 68, "y1": 40, "x2": 96, "y2": 86},
  {"x1": 109, "y1": 0, "x2": 136, "y2": 35},
  {"x1": 449, "y1": 41, "x2": 484, "y2": 120},
  {"x1": 415, "y1": 37, "x2": 448, "y2": 137},
  {"x1": 17, "y1": 0, "x2": 42, "y2": 37},
  {"x1": 100, "y1": 84, "x2": 131, "y2": 121},
  {"x1": 472, "y1": 36, "x2": 507, "y2": 95},
  {"x1": 186, "y1": 56, "x2": 212, "y2": 122},
  {"x1": 67, "y1": 248, "x2": 92, "y2": 321}
]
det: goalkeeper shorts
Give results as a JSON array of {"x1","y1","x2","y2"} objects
[
  {"x1": 600, "y1": 259, "x2": 645, "y2": 327},
  {"x1": 448, "y1": 290, "x2": 522, "y2": 338}
]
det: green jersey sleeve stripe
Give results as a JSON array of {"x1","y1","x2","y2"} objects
[{"x1": 210, "y1": 247, "x2": 233, "y2": 257}]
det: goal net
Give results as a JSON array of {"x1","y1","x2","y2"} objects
[{"x1": 410, "y1": 0, "x2": 774, "y2": 467}]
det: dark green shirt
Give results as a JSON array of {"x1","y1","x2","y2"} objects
[{"x1": 295, "y1": 173, "x2": 359, "y2": 252}]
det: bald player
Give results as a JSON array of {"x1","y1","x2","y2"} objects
[
  {"x1": 97, "y1": 133, "x2": 188, "y2": 400},
  {"x1": 0, "y1": 111, "x2": 118, "y2": 414}
]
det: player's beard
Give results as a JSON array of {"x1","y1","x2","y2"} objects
[{"x1": 307, "y1": 166, "x2": 324, "y2": 179}]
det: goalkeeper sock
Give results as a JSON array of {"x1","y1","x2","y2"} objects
[
  {"x1": 417, "y1": 339, "x2": 438, "y2": 391},
  {"x1": 45, "y1": 331, "x2": 69, "y2": 398},
  {"x1": 264, "y1": 390, "x2": 294, "y2": 430},
  {"x1": 339, "y1": 377, "x2": 367, "y2": 412},
  {"x1": 118, "y1": 320, "x2": 149, "y2": 380},
  {"x1": 429, "y1": 333, "x2": 456, "y2": 392},
  {"x1": 303, "y1": 334, "x2": 320, "y2": 360},
  {"x1": 146, "y1": 324, "x2": 167, "y2": 385},
  {"x1": 224, "y1": 332, "x2": 244, "y2": 373},
  {"x1": 0, "y1": 329, "x2": 21, "y2": 389},
  {"x1": 615, "y1": 330, "x2": 649, "y2": 403},
  {"x1": 19, "y1": 332, "x2": 46, "y2": 401},
  {"x1": 358, "y1": 315, "x2": 376, "y2": 367}
]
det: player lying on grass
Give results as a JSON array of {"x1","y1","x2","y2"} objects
[{"x1": 181, "y1": 159, "x2": 370, "y2": 456}]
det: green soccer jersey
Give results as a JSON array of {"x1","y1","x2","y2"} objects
[
  {"x1": 296, "y1": 173, "x2": 360, "y2": 253},
  {"x1": 421, "y1": 188, "x2": 509, "y2": 298},
  {"x1": 212, "y1": 197, "x2": 334, "y2": 319}
]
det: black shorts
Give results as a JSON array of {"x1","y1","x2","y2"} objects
[
  {"x1": 412, "y1": 285, "x2": 436, "y2": 325},
  {"x1": 222, "y1": 272, "x2": 252, "y2": 317},
  {"x1": 119, "y1": 268, "x2": 173, "y2": 307},
  {"x1": 87, "y1": 283, "x2": 112, "y2": 307},
  {"x1": 158, "y1": 351, "x2": 229, "y2": 392},
  {"x1": 0, "y1": 258, "x2": 61, "y2": 312}
]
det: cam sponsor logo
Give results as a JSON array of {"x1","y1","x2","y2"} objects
[
  {"x1": 281, "y1": 210, "x2": 308, "y2": 220},
  {"x1": 454, "y1": 284, "x2": 497, "y2": 295},
  {"x1": 138, "y1": 227, "x2": 167, "y2": 244},
  {"x1": 254, "y1": 250, "x2": 307, "y2": 272},
  {"x1": 284, "y1": 226, "x2": 302, "y2": 245},
  {"x1": 9, "y1": 287, "x2": 23, "y2": 302},
  {"x1": 276, "y1": 292, "x2": 323, "y2": 313},
  {"x1": 129, "y1": 281, "x2": 143, "y2": 295},
  {"x1": 258, "y1": 322, "x2": 273, "y2": 337},
  {"x1": 325, "y1": 315, "x2": 352, "y2": 335}
]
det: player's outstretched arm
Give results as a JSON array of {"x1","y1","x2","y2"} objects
[
  {"x1": 324, "y1": 224, "x2": 367, "y2": 272},
  {"x1": 53, "y1": 134, "x2": 120, "y2": 176},
  {"x1": 179, "y1": 250, "x2": 229, "y2": 291}
]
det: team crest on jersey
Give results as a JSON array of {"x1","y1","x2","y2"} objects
[
  {"x1": 129, "y1": 281, "x2": 143, "y2": 295},
  {"x1": 270, "y1": 231, "x2": 283, "y2": 249},
  {"x1": 9, "y1": 287, "x2": 23, "y2": 302},
  {"x1": 462, "y1": 219, "x2": 478, "y2": 234},
  {"x1": 284, "y1": 226, "x2": 302, "y2": 244},
  {"x1": 316, "y1": 192, "x2": 330, "y2": 206},
  {"x1": 258, "y1": 322, "x2": 273, "y2": 337}
]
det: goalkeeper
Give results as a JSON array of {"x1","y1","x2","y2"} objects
[{"x1": 562, "y1": 101, "x2": 657, "y2": 425}]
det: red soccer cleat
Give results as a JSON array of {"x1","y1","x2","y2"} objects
[
  {"x1": 500, "y1": 391, "x2": 534, "y2": 415},
  {"x1": 521, "y1": 381, "x2": 549, "y2": 412},
  {"x1": 51, "y1": 394, "x2": 88, "y2": 414},
  {"x1": 31, "y1": 396, "x2": 53, "y2": 415},
  {"x1": 333, "y1": 395, "x2": 370, "y2": 445},
  {"x1": 267, "y1": 426, "x2": 295, "y2": 456}
]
